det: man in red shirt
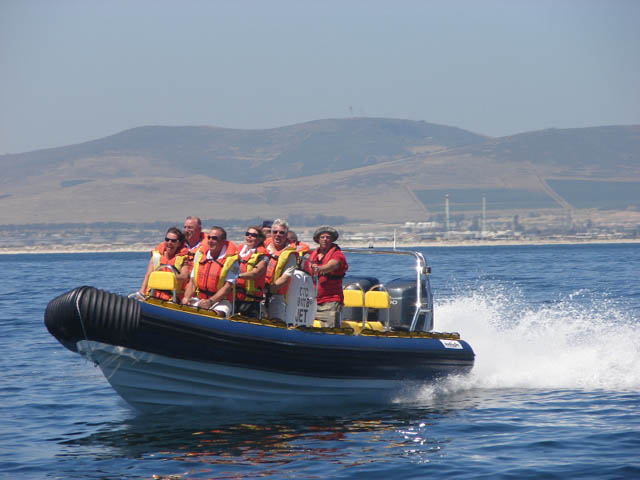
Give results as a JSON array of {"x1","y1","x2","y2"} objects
[{"x1": 308, "y1": 226, "x2": 348, "y2": 327}]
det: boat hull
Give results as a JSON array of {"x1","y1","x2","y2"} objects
[
  {"x1": 46, "y1": 286, "x2": 475, "y2": 410},
  {"x1": 78, "y1": 340, "x2": 428, "y2": 411}
]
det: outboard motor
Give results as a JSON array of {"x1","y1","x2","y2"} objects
[{"x1": 386, "y1": 276, "x2": 434, "y2": 331}]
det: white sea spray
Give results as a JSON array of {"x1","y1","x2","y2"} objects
[{"x1": 432, "y1": 285, "x2": 640, "y2": 392}]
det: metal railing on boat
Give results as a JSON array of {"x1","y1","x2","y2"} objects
[{"x1": 341, "y1": 248, "x2": 432, "y2": 332}]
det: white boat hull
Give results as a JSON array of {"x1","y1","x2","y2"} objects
[{"x1": 77, "y1": 340, "x2": 411, "y2": 411}]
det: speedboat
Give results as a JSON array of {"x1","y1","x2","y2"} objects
[{"x1": 45, "y1": 248, "x2": 475, "y2": 411}]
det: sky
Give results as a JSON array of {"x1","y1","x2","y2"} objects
[{"x1": 1, "y1": 0, "x2": 639, "y2": 154}]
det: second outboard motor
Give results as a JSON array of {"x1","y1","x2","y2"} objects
[{"x1": 386, "y1": 277, "x2": 434, "y2": 332}]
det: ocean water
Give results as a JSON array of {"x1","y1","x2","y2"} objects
[{"x1": 1, "y1": 244, "x2": 639, "y2": 479}]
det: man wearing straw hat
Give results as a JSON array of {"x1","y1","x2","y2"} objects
[{"x1": 308, "y1": 226, "x2": 348, "y2": 327}]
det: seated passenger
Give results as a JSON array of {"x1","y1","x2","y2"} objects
[
  {"x1": 181, "y1": 226, "x2": 239, "y2": 318},
  {"x1": 183, "y1": 216, "x2": 206, "y2": 254},
  {"x1": 235, "y1": 226, "x2": 269, "y2": 318},
  {"x1": 262, "y1": 220, "x2": 273, "y2": 246},
  {"x1": 308, "y1": 226, "x2": 348, "y2": 328},
  {"x1": 265, "y1": 219, "x2": 298, "y2": 322},
  {"x1": 139, "y1": 227, "x2": 189, "y2": 302},
  {"x1": 287, "y1": 230, "x2": 310, "y2": 258},
  {"x1": 181, "y1": 215, "x2": 207, "y2": 290}
]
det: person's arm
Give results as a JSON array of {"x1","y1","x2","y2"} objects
[
  {"x1": 312, "y1": 258, "x2": 340, "y2": 276},
  {"x1": 181, "y1": 277, "x2": 196, "y2": 304},
  {"x1": 206, "y1": 282, "x2": 232, "y2": 305},
  {"x1": 271, "y1": 255, "x2": 296, "y2": 289},
  {"x1": 139, "y1": 257, "x2": 154, "y2": 295},
  {"x1": 176, "y1": 262, "x2": 190, "y2": 282},
  {"x1": 239, "y1": 257, "x2": 267, "y2": 280}
]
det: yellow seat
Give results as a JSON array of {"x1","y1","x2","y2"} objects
[
  {"x1": 364, "y1": 285, "x2": 390, "y2": 329},
  {"x1": 340, "y1": 282, "x2": 391, "y2": 333},
  {"x1": 340, "y1": 282, "x2": 366, "y2": 330},
  {"x1": 343, "y1": 288, "x2": 365, "y2": 308},
  {"x1": 364, "y1": 290, "x2": 390, "y2": 309},
  {"x1": 148, "y1": 271, "x2": 178, "y2": 302}
]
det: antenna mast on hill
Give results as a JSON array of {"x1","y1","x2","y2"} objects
[
  {"x1": 482, "y1": 193, "x2": 487, "y2": 238},
  {"x1": 445, "y1": 194, "x2": 450, "y2": 240}
]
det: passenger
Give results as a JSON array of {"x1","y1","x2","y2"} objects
[
  {"x1": 287, "y1": 230, "x2": 311, "y2": 256},
  {"x1": 181, "y1": 216, "x2": 206, "y2": 290},
  {"x1": 287, "y1": 230, "x2": 311, "y2": 268},
  {"x1": 181, "y1": 226, "x2": 239, "y2": 318},
  {"x1": 262, "y1": 220, "x2": 273, "y2": 246},
  {"x1": 264, "y1": 219, "x2": 298, "y2": 321},
  {"x1": 235, "y1": 226, "x2": 269, "y2": 318},
  {"x1": 139, "y1": 227, "x2": 189, "y2": 301},
  {"x1": 308, "y1": 226, "x2": 348, "y2": 328},
  {"x1": 183, "y1": 215, "x2": 206, "y2": 259}
]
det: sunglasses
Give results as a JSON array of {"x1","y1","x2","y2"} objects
[
  {"x1": 208, "y1": 235, "x2": 220, "y2": 241},
  {"x1": 165, "y1": 237, "x2": 179, "y2": 243},
  {"x1": 245, "y1": 231, "x2": 259, "y2": 238},
  {"x1": 272, "y1": 230, "x2": 287, "y2": 235}
]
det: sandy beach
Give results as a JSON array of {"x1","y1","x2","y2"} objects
[{"x1": 1, "y1": 237, "x2": 638, "y2": 255}]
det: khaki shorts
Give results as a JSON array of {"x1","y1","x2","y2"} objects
[{"x1": 315, "y1": 301, "x2": 342, "y2": 328}]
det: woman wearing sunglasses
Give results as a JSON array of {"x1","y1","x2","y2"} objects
[
  {"x1": 138, "y1": 226, "x2": 189, "y2": 301},
  {"x1": 235, "y1": 226, "x2": 269, "y2": 318}
]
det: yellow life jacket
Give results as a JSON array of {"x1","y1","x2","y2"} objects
[
  {"x1": 265, "y1": 246, "x2": 297, "y2": 295},
  {"x1": 236, "y1": 246, "x2": 267, "y2": 301},
  {"x1": 152, "y1": 250, "x2": 186, "y2": 273}
]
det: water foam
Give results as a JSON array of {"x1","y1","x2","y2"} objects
[{"x1": 433, "y1": 286, "x2": 640, "y2": 392}]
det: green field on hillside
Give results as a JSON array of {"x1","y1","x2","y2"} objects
[{"x1": 547, "y1": 180, "x2": 640, "y2": 209}]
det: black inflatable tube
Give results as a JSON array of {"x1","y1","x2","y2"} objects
[{"x1": 44, "y1": 286, "x2": 140, "y2": 352}]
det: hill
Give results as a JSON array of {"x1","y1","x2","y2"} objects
[
  {"x1": 0, "y1": 119, "x2": 638, "y2": 225},
  {"x1": 0, "y1": 118, "x2": 486, "y2": 185}
]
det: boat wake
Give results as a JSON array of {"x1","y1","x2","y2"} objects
[{"x1": 408, "y1": 286, "x2": 639, "y2": 401}]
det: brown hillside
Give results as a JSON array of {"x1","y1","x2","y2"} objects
[{"x1": 1, "y1": 120, "x2": 638, "y2": 225}]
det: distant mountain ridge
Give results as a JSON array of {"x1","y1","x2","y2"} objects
[
  {"x1": 0, "y1": 118, "x2": 487, "y2": 184},
  {"x1": 0, "y1": 118, "x2": 638, "y2": 225}
]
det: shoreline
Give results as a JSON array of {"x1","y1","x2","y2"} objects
[{"x1": 1, "y1": 237, "x2": 639, "y2": 255}]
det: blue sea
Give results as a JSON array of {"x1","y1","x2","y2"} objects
[{"x1": 1, "y1": 244, "x2": 639, "y2": 479}]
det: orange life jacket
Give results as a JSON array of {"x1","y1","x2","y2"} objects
[
  {"x1": 235, "y1": 245, "x2": 268, "y2": 302},
  {"x1": 183, "y1": 232, "x2": 207, "y2": 270},
  {"x1": 265, "y1": 245, "x2": 297, "y2": 295},
  {"x1": 292, "y1": 241, "x2": 310, "y2": 255},
  {"x1": 291, "y1": 241, "x2": 311, "y2": 267},
  {"x1": 181, "y1": 233, "x2": 206, "y2": 291},
  {"x1": 192, "y1": 241, "x2": 238, "y2": 301}
]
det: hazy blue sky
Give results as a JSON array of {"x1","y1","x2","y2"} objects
[{"x1": 2, "y1": 0, "x2": 639, "y2": 153}]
